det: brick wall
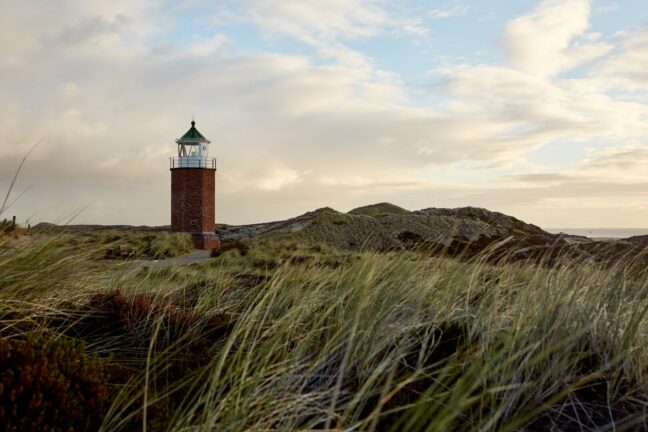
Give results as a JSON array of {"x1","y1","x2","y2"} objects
[
  {"x1": 170, "y1": 168, "x2": 216, "y2": 233},
  {"x1": 192, "y1": 233, "x2": 221, "y2": 249}
]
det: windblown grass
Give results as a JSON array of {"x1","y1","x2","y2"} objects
[
  {"x1": 29, "y1": 228, "x2": 194, "y2": 260},
  {"x1": 1, "y1": 232, "x2": 647, "y2": 431}
]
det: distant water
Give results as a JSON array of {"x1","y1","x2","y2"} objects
[{"x1": 546, "y1": 228, "x2": 648, "y2": 239}]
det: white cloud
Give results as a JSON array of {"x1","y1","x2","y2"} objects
[
  {"x1": 246, "y1": 0, "x2": 425, "y2": 43},
  {"x1": 504, "y1": 0, "x2": 610, "y2": 77},
  {"x1": 256, "y1": 168, "x2": 304, "y2": 191},
  {"x1": 599, "y1": 28, "x2": 648, "y2": 87},
  {"x1": 250, "y1": 0, "x2": 387, "y2": 41},
  {"x1": 240, "y1": 0, "x2": 426, "y2": 68},
  {"x1": 595, "y1": 4, "x2": 620, "y2": 14},
  {"x1": 429, "y1": 64, "x2": 648, "y2": 166},
  {"x1": 429, "y1": 5, "x2": 472, "y2": 19},
  {"x1": 186, "y1": 34, "x2": 232, "y2": 57}
]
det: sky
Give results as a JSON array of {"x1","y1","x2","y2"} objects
[{"x1": 0, "y1": 0, "x2": 647, "y2": 228}]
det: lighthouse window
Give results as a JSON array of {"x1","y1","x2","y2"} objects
[{"x1": 190, "y1": 218, "x2": 198, "y2": 226}]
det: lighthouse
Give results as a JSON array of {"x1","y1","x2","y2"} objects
[{"x1": 170, "y1": 120, "x2": 220, "y2": 249}]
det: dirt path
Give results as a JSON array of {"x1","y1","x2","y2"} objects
[
  {"x1": 113, "y1": 250, "x2": 213, "y2": 280},
  {"x1": 140, "y1": 250, "x2": 213, "y2": 269}
]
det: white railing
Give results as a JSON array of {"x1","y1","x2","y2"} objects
[{"x1": 170, "y1": 157, "x2": 217, "y2": 169}]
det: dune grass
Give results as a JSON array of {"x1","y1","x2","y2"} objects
[
  {"x1": 28, "y1": 228, "x2": 194, "y2": 260},
  {"x1": 1, "y1": 231, "x2": 647, "y2": 431}
]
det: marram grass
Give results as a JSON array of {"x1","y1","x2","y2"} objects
[{"x1": 1, "y1": 232, "x2": 647, "y2": 431}]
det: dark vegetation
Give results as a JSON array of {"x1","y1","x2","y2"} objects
[{"x1": 0, "y1": 335, "x2": 110, "y2": 432}]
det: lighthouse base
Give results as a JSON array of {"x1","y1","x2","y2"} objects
[{"x1": 191, "y1": 232, "x2": 221, "y2": 250}]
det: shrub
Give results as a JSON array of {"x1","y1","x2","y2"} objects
[{"x1": 0, "y1": 335, "x2": 110, "y2": 431}]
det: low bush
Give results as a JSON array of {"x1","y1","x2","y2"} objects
[{"x1": 0, "y1": 335, "x2": 110, "y2": 432}]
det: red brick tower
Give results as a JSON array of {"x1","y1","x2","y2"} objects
[{"x1": 170, "y1": 120, "x2": 220, "y2": 249}]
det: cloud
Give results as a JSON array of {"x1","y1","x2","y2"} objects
[
  {"x1": 595, "y1": 4, "x2": 620, "y2": 14},
  {"x1": 256, "y1": 168, "x2": 304, "y2": 191},
  {"x1": 599, "y1": 28, "x2": 648, "y2": 87},
  {"x1": 46, "y1": 15, "x2": 130, "y2": 48},
  {"x1": 1, "y1": 0, "x2": 647, "y2": 228},
  {"x1": 185, "y1": 34, "x2": 232, "y2": 57},
  {"x1": 505, "y1": 146, "x2": 648, "y2": 204},
  {"x1": 239, "y1": 0, "x2": 427, "y2": 68},
  {"x1": 504, "y1": 0, "x2": 610, "y2": 77},
  {"x1": 578, "y1": 146, "x2": 648, "y2": 180},
  {"x1": 507, "y1": 173, "x2": 571, "y2": 184},
  {"x1": 431, "y1": 64, "x2": 648, "y2": 164},
  {"x1": 249, "y1": 0, "x2": 388, "y2": 41},
  {"x1": 3, "y1": 49, "x2": 645, "y2": 225},
  {"x1": 245, "y1": 0, "x2": 425, "y2": 43},
  {"x1": 429, "y1": 5, "x2": 472, "y2": 19}
]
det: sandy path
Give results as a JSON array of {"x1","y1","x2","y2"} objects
[
  {"x1": 139, "y1": 250, "x2": 212, "y2": 269},
  {"x1": 112, "y1": 250, "x2": 213, "y2": 281}
]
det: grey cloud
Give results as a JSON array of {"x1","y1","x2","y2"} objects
[{"x1": 44, "y1": 15, "x2": 131, "y2": 48}]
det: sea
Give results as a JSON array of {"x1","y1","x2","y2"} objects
[{"x1": 546, "y1": 228, "x2": 648, "y2": 239}]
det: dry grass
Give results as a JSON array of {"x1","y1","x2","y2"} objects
[
  {"x1": 0, "y1": 231, "x2": 647, "y2": 431},
  {"x1": 27, "y1": 228, "x2": 194, "y2": 260}
]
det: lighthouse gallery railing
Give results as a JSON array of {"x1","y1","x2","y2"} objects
[{"x1": 169, "y1": 157, "x2": 217, "y2": 169}]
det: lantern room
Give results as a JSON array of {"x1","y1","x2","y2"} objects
[{"x1": 170, "y1": 120, "x2": 216, "y2": 169}]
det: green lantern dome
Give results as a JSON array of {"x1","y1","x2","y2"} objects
[{"x1": 176, "y1": 120, "x2": 210, "y2": 144}]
